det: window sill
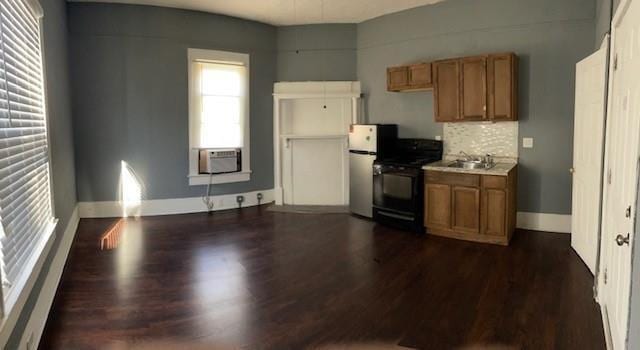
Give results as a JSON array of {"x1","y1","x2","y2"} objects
[
  {"x1": 0, "y1": 219, "x2": 57, "y2": 344},
  {"x1": 188, "y1": 170, "x2": 252, "y2": 186}
]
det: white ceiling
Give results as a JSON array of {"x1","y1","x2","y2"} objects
[{"x1": 68, "y1": 0, "x2": 445, "y2": 25}]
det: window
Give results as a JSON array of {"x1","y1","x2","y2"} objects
[
  {"x1": 188, "y1": 49, "x2": 250, "y2": 186},
  {"x1": 0, "y1": 0, "x2": 57, "y2": 320}
]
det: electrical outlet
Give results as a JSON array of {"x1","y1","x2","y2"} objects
[
  {"x1": 522, "y1": 137, "x2": 534, "y2": 149},
  {"x1": 435, "y1": 135, "x2": 442, "y2": 141}
]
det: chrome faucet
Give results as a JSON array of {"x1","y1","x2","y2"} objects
[
  {"x1": 483, "y1": 154, "x2": 495, "y2": 168},
  {"x1": 459, "y1": 151, "x2": 474, "y2": 161}
]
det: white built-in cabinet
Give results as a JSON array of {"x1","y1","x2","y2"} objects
[{"x1": 273, "y1": 82, "x2": 361, "y2": 206}]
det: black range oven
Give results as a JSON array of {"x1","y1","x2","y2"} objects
[{"x1": 373, "y1": 139, "x2": 443, "y2": 232}]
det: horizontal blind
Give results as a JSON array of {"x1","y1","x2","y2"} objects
[
  {"x1": 196, "y1": 61, "x2": 245, "y2": 149},
  {"x1": 0, "y1": 0, "x2": 54, "y2": 304}
]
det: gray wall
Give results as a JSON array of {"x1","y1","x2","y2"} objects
[
  {"x1": 6, "y1": 0, "x2": 77, "y2": 346},
  {"x1": 595, "y1": 0, "x2": 613, "y2": 46},
  {"x1": 595, "y1": 0, "x2": 623, "y2": 47},
  {"x1": 68, "y1": 3, "x2": 277, "y2": 202},
  {"x1": 357, "y1": 0, "x2": 596, "y2": 214},
  {"x1": 277, "y1": 24, "x2": 357, "y2": 81}
]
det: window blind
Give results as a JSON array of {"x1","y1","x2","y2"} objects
[
  {"x1": 0, "y1": 0, "x2": 55, "y2": 309},
  {"x1": 195, "y1": 61, "x2": 246, "y2": 149}
]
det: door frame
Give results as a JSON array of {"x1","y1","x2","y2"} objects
[
  {"x1": 597, "y1": 0, "x2": 638, "y2": 348},
  {"x1": 272, "y1": 82, "x2": 362, "y2": 205}
]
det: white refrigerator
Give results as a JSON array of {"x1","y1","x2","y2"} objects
[{"x1": 348, "y1": 124, "x2": 397, "y2": 217}]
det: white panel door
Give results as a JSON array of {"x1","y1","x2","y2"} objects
[
  {"x1": 571, "y1": 38, "x2": 609, "y2": 274},
  {"x1": 600, "y1": 1, "x2": 640, "y2": 348},
  {"x1": 285, "y1": 138, "x2": 348, "y2": 205}
]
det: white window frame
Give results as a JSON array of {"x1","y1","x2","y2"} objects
[
  {"x1": 187, "y1": 48, "x2": 251, "y2": 186},
  {"x1": 0, "y1": 0, "x2": 58, "y2": 343}
]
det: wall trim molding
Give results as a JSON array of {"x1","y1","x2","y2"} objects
[
  {"x1": 516, "y1": 212, "x2": 571, "y2": 233},
  {"x1": 78, "y1": 189, "x2": 275, "y2": 218},
  {"x1": 18, "y1": 205, "x2": 80, "y2": 350}
]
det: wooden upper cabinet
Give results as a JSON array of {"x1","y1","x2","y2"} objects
[
  {"x1": 387, "y1": 63, "x2": 432, "y2": 91},
  {"x1": 387, "y1": 66, "x2": 410, "y2": 91},
  {"x1": 387, "y1": 52, "x2": 517, "y2": 122},
  {"x1": 408, "y1": 63, "x2": 432, "y2": 88},
  {"x1": 488, "y1": 53, "x2": 518, "y2": 121},
  {"x1": 460, "y1": 56, "x2": 487, "y2": 121},
  {"x1": 433, "y1": 59, "x2": 461, "y2": 122}
]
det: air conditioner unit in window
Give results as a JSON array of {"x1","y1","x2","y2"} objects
[{"x1": 198, "y1": 148, "x2": 241, "y2": 174}]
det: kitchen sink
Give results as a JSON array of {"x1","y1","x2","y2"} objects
[{"x1": 448, "y1": 160, "x2": 495, "y2": 170}]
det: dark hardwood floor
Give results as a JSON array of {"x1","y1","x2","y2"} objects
[{"x1": 40, "y1": 206, "x2": 605, "y2": 350}]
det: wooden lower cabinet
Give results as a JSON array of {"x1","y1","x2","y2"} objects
[
  {"x1": 425, "y1": 183, "x2": 451, "y2": 229},
  {"x1": 482, "y1": 188, "x2": 506, "y2": 236},
  {"x1": 424, "y1": 168, "x2": 517, "y2": 245},
  {"x1": 452, "y1": 186, "x2": 480, "y2": 234}
]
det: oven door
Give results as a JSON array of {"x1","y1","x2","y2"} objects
[{"x1": 373, "y1": 164, "x2": 420, "y2": 215}]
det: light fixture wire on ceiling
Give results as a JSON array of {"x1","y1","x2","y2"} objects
[{"x1": 321, "y1": 0, "x2": 327, "y2": 109}]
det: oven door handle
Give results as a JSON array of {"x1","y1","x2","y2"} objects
[
  {"x1": 379, "y1": 171, "x2": 418, "y2": 178},
  {"x1": 376, "y1": 210, "x2": 414, "y2": 221}
]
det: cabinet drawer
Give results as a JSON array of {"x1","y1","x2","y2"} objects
[
  {"x1": 482, "y1": 175, "x2": 507, "y2": 189},
  {"x1": 425, "y1": 171, "x2": 480, "y2": 187}
]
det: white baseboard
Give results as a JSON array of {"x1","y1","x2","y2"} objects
[
  {"x1": 78, "y1": 189, "x2": 274, "y2": 218},
  {"x1": 18, "y1": 205, "x2": 80, "y2": 350},
  {"x1": 516, "y1": 211, "x2": 571, "y2": 233}
]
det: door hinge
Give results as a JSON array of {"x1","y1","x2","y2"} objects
[
  {"x1": 614, "y1": 54, "x2": 618, "y2": 71},
  {"x1": 626, "y1": 205, "x2": 632, "y2": 218},
  {"x1": 607, "y1": 168, "x2": 612, "y2": 184},
  {"x1": 604, "y1": 268, "x2": 608, "y2": 284}
]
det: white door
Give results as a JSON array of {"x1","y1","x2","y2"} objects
[
  {"x1": 600, "y1": 1, "x2": 640, "y2": 348},
  {"x1": 283, "y1": 137, "x2": 348, "y2": 205},
  {"x1": 571, "y1": 38, "x2": 609, "y2": 274}
]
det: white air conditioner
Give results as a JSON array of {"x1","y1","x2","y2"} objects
[{"x1": 198, "y1": 148, "x2": 241, "y2": 174}]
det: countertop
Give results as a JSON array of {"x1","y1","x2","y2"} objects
[{"x1": 422, "y1": 161, "x2": 517, "y2": 176}]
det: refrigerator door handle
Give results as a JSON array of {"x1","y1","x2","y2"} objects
[{"x1": 349, "y1": 150, "x2": 376, "y2": 155}]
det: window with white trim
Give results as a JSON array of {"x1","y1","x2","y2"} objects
[
  {"x1": 0, "y1": 0, "x2": 57, "y2": 318},
  {"x1": 188, "y1": 49, "x2": 251, "y2": 186}
]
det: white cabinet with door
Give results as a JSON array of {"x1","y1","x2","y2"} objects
[{"x1": 273, "y1": 82, "x2": 361, "y2": 206}]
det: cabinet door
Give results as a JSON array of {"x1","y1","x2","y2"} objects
[
  {"x1": 433, "y1": 59, "x2": 460, "y2": 122},
  {"x1": 482, "y1": 189, "x2": 507, "y2": 236},
  {"x1": 425, "y1": 183, "x2": 451, "y2": 229},
  {"x1": 488, "y1": 53, "x2": 517, "y2": 121},
  {"x1": 387, "y1": 66, "x2": 409, "y2": 91},
  {"x1": 460, "y1": 56, "x2": 487, "y2": 121},
  {"x1": 409, "y1": 63, "x2": 432, "y2": 88},
  {"x1": 452, "y1": 186, "x2": 480, "y2": 234}
]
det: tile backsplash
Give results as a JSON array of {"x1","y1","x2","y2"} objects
[{"x1": 443, "y1": 121, "x2": 519, "y2": 160}]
